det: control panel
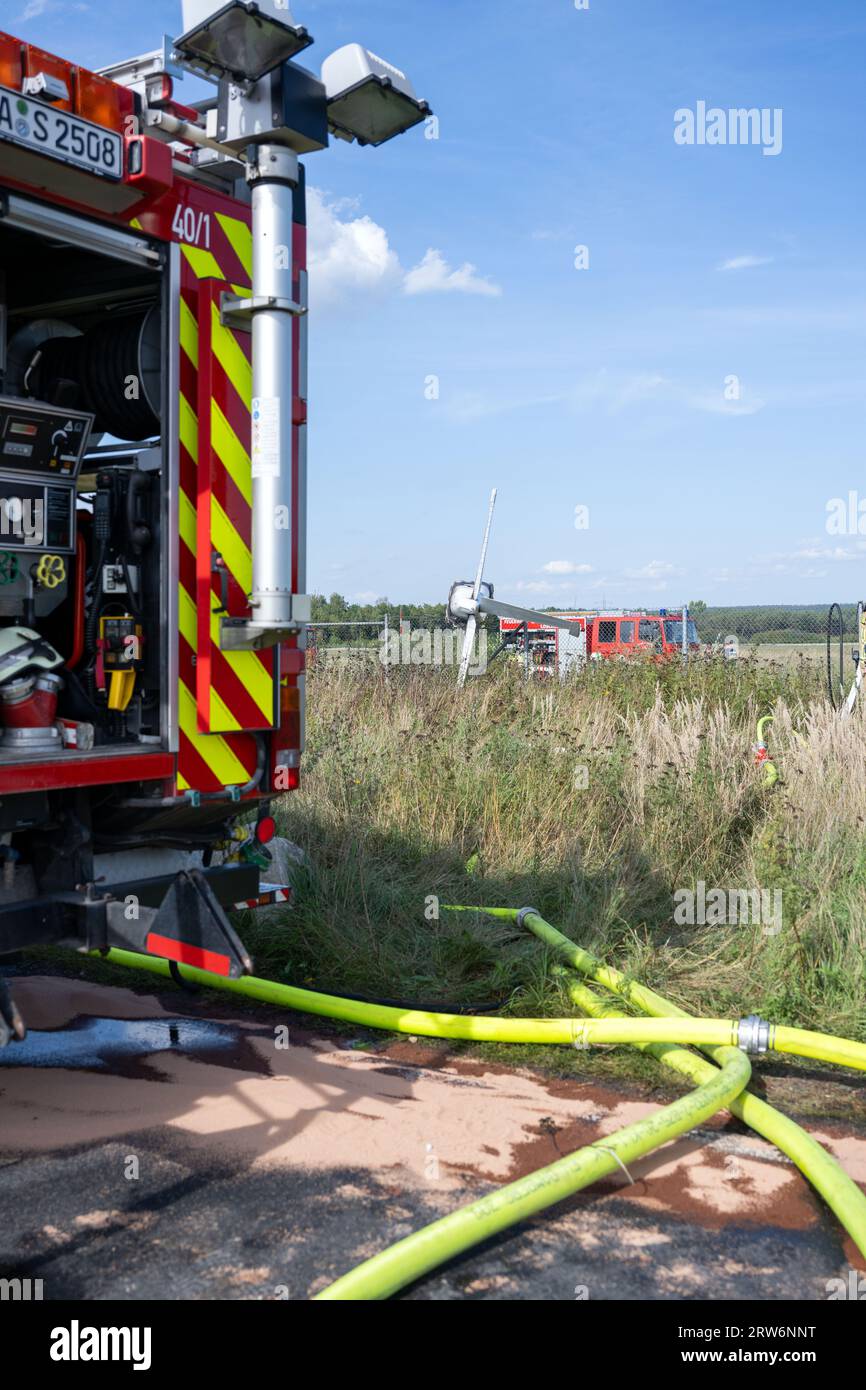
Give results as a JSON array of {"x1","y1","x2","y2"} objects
[{"x1": 0, "y1": 396, "x2": 93, "y2": 480}]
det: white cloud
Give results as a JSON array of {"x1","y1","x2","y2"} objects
[
  {"x1": 716, "y1": 254, "x2": 774, "y2": 272},
  {"x1": 624, "y1": 560, "x2": 682, "y2": 581},
  {"x1": 444, "y1": 388, "x2": 562, "y2": 424},
  {"x1": 763, "y1": 543, "x2": 863, "y2": 564},
  {"x1": 687, "y1": 390, "x2": 765, "y2": 416},
  {"x1": 437, "y1": 367, "x2": 766, "y2": 427},
  {"x1": 307, "y1": 188, "x2": 402, "y2": 307},
  {"x1": 542, "y1": 560, "x2": 593, "y2": 575},
  {"x1": 566, "y1": 371, "x2": 765, "y2": 418},
  {"x1": 512, "y1": 580, "x2": 558, "y2": 595},
  {"x1": 588, "y1": 577, "x2": 671, "y2": 595},
  {"x1": 404, "y1": 249, "x2": 502, "y2": 298},
  {"x1": 511, "y1": 578, "x2": 592, "y2": 596},
  {"x1": 306, "y1": 195, "x2": 500, "y2": 309},
  {"x1": 19, "y1": 0, "x2": 50, "y2": 18}
]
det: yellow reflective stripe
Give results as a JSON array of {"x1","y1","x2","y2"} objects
[
  {"x1": 209, "y1": 684, "x2": 242, "y2": 733},
  {"x1": 179, "y1": 392, "x2": 197, "y2": 461},
  {"x1": 179, "y1": 488, "x2": 197, "y2": 555},
  {"x1": 211, "y1": 399, "x2": 251, "y2": 506},
  {"x1": 181, "y1": 243, "x2": 225, "y2": 281},
  {"x1": 209, "y1": 603, "x2": 273, "y2": 721},
  {"x1": 216, "y1": 212, "x2": 253, "y2": 284},
  {"x1": 180, "y1": 297, "x2": 198, "y2": 368},
  {"x1": 211, "y1": 495, "x2": 251, "y2": 593},
  {"x1": 178, "y1": 682, "x2": 250, "y2": 785},
  {"x1": 210, "y1": 301, "x2": 252, "y2": 404},
  {"x1": 179, "y1": 584, "x2": 197, "y2": 649}
]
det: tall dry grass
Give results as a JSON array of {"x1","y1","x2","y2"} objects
[{"x1": 254, "y1": 655, "x2": 865, "y2": 1041}]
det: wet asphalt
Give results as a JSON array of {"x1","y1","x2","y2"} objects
[{"x1": 0, "y1": 974, "x2": 862, "y2": 1302}]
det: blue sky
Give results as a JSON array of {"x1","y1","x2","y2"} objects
[{"x1": 8, "y1": 0, "x2": 866, "y2": 607}]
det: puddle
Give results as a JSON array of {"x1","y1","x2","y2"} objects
[{"x1": 0, "y1": 1015, "x2": 244, "y2": 1070}]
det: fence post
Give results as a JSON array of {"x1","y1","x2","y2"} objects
[{"x1": 682, "y1": 601, "x2": 689, "y2": 664}]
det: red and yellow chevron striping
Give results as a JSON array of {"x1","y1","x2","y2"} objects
[{"x1": 175, "y1": 205, "x2": 276, "y2": 794}]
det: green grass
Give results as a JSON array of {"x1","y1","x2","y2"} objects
[{"x1": 235, "y1": 655, "x2": 865, "y2": 1063}]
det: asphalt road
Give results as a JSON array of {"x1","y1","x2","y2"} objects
[{"x1": 1, "y1": 970, "x2": 864, "y2": 1302}]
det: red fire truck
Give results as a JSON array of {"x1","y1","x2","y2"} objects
[
  {"x1": 0, "y1": 5, "x2": 429, "y2": 1042},
  {"x1": 497, "y1": 610, "x2": 700, "y2": 675}
]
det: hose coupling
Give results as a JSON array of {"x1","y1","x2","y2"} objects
[
  {"x1": 738, "y1": 1014, "x2": 773, "y2": 1055},
  {"x1": 516, "y1": 906, "x2": 541, "y2": 929}
]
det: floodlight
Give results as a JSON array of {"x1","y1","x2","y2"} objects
[
  {"x1": 175, "y1": 1, "x2": 312, "y2": 83},
  {"x1": 321, "y1": 44, "x2": 430, "y2": 146},
  {"x1": 215, "y1": 61, "x2": 329, "y2": 153}
]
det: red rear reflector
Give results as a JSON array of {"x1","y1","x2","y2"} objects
[
  {"x1": 0, "y1": 34, "x2": 22, "y2": 90},
  {"x1": 145, "y1": 932, "x2": 232, "y2": 977},
  {"x1": 77, "y1": 69, "x2": 129, "y2": 133},
  {"x1": 125, "y1": 134, "x2": 174, "y2": 195},
  {"x1": 255, "y1": 815, "x2": 276, "y2": 844},
  {"x1": 280, "y1": 680, "x2": 302, "y2": 711}
]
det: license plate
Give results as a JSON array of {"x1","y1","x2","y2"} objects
[{"x1": 0, "y1": 85, "x2": 123, "y2": 181}]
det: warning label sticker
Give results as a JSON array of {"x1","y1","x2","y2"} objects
[{"x1": 251, "y1": 397, "x2": 281, "y2": 478}]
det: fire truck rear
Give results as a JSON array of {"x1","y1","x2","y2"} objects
[{"x1": 0, "y1": 4, "x2": 429, "y2": 1043}]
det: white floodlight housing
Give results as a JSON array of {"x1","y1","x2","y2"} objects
[
  {"x1": 321, "y1": 44, "x2": 430, "y2": 146},
  {"x1": 175, "y1": 1, "x2": 312, "y2": 83}
]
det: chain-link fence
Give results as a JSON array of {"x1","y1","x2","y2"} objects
[
  {"x1": 689, "y1": 603, "x2": 859, "y2": 666},
  {"x1": 305, "y1": 604, "x2": 863, "y2": 687},
  {"x1": 306, "y1": 620, "x2": 388, "y2": 668}
]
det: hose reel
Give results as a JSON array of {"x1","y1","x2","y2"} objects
[{"x1": 17, "y1": 306, "x2": 161, "y2": 439}]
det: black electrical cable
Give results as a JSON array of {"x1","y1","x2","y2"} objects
[
  {"x1": 84, "y1": 538, "x2": 107, "y2": 658},
  {"x1": 91, "y1": 834, "x2": 231, "y2": 851},
  {"x1": 827, "y1": 602, "x2": 845, "y2": 711},
  {"x1": 299, "y1": 986, "x2": 510, "y2": 1016}
]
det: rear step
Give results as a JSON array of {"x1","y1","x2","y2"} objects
[
  {"x1": 0, "y1": 867, "x2": 255, "y2": 1045},
  {"x1": 105, "y1": 868, "x2": 253, "y2": 979}
]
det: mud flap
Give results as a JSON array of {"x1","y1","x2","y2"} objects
[{"x1": 105, "y1": 869, "x2": 253, "y2": 979}]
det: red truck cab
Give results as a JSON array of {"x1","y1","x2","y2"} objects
[{"x1": 587, "y1": 611, "x2": 699, "y2": 660}]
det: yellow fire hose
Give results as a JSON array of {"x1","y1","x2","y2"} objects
[
  {"x1": 94, "y1": 946, "x2": 752, "y2": 1301},
  {"x1": 96, "y1": 947, "x2": 865, "y2": 1065},
  {"x1": 95, "y1": 930, "x2": 866, "y2": 1298},
  {"x1": 453, "y1": 907, "x2": 866, "y2": 1260},
  {"x1": 316, "y1": 1047, "x2": 752, "y2": 1299}
]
